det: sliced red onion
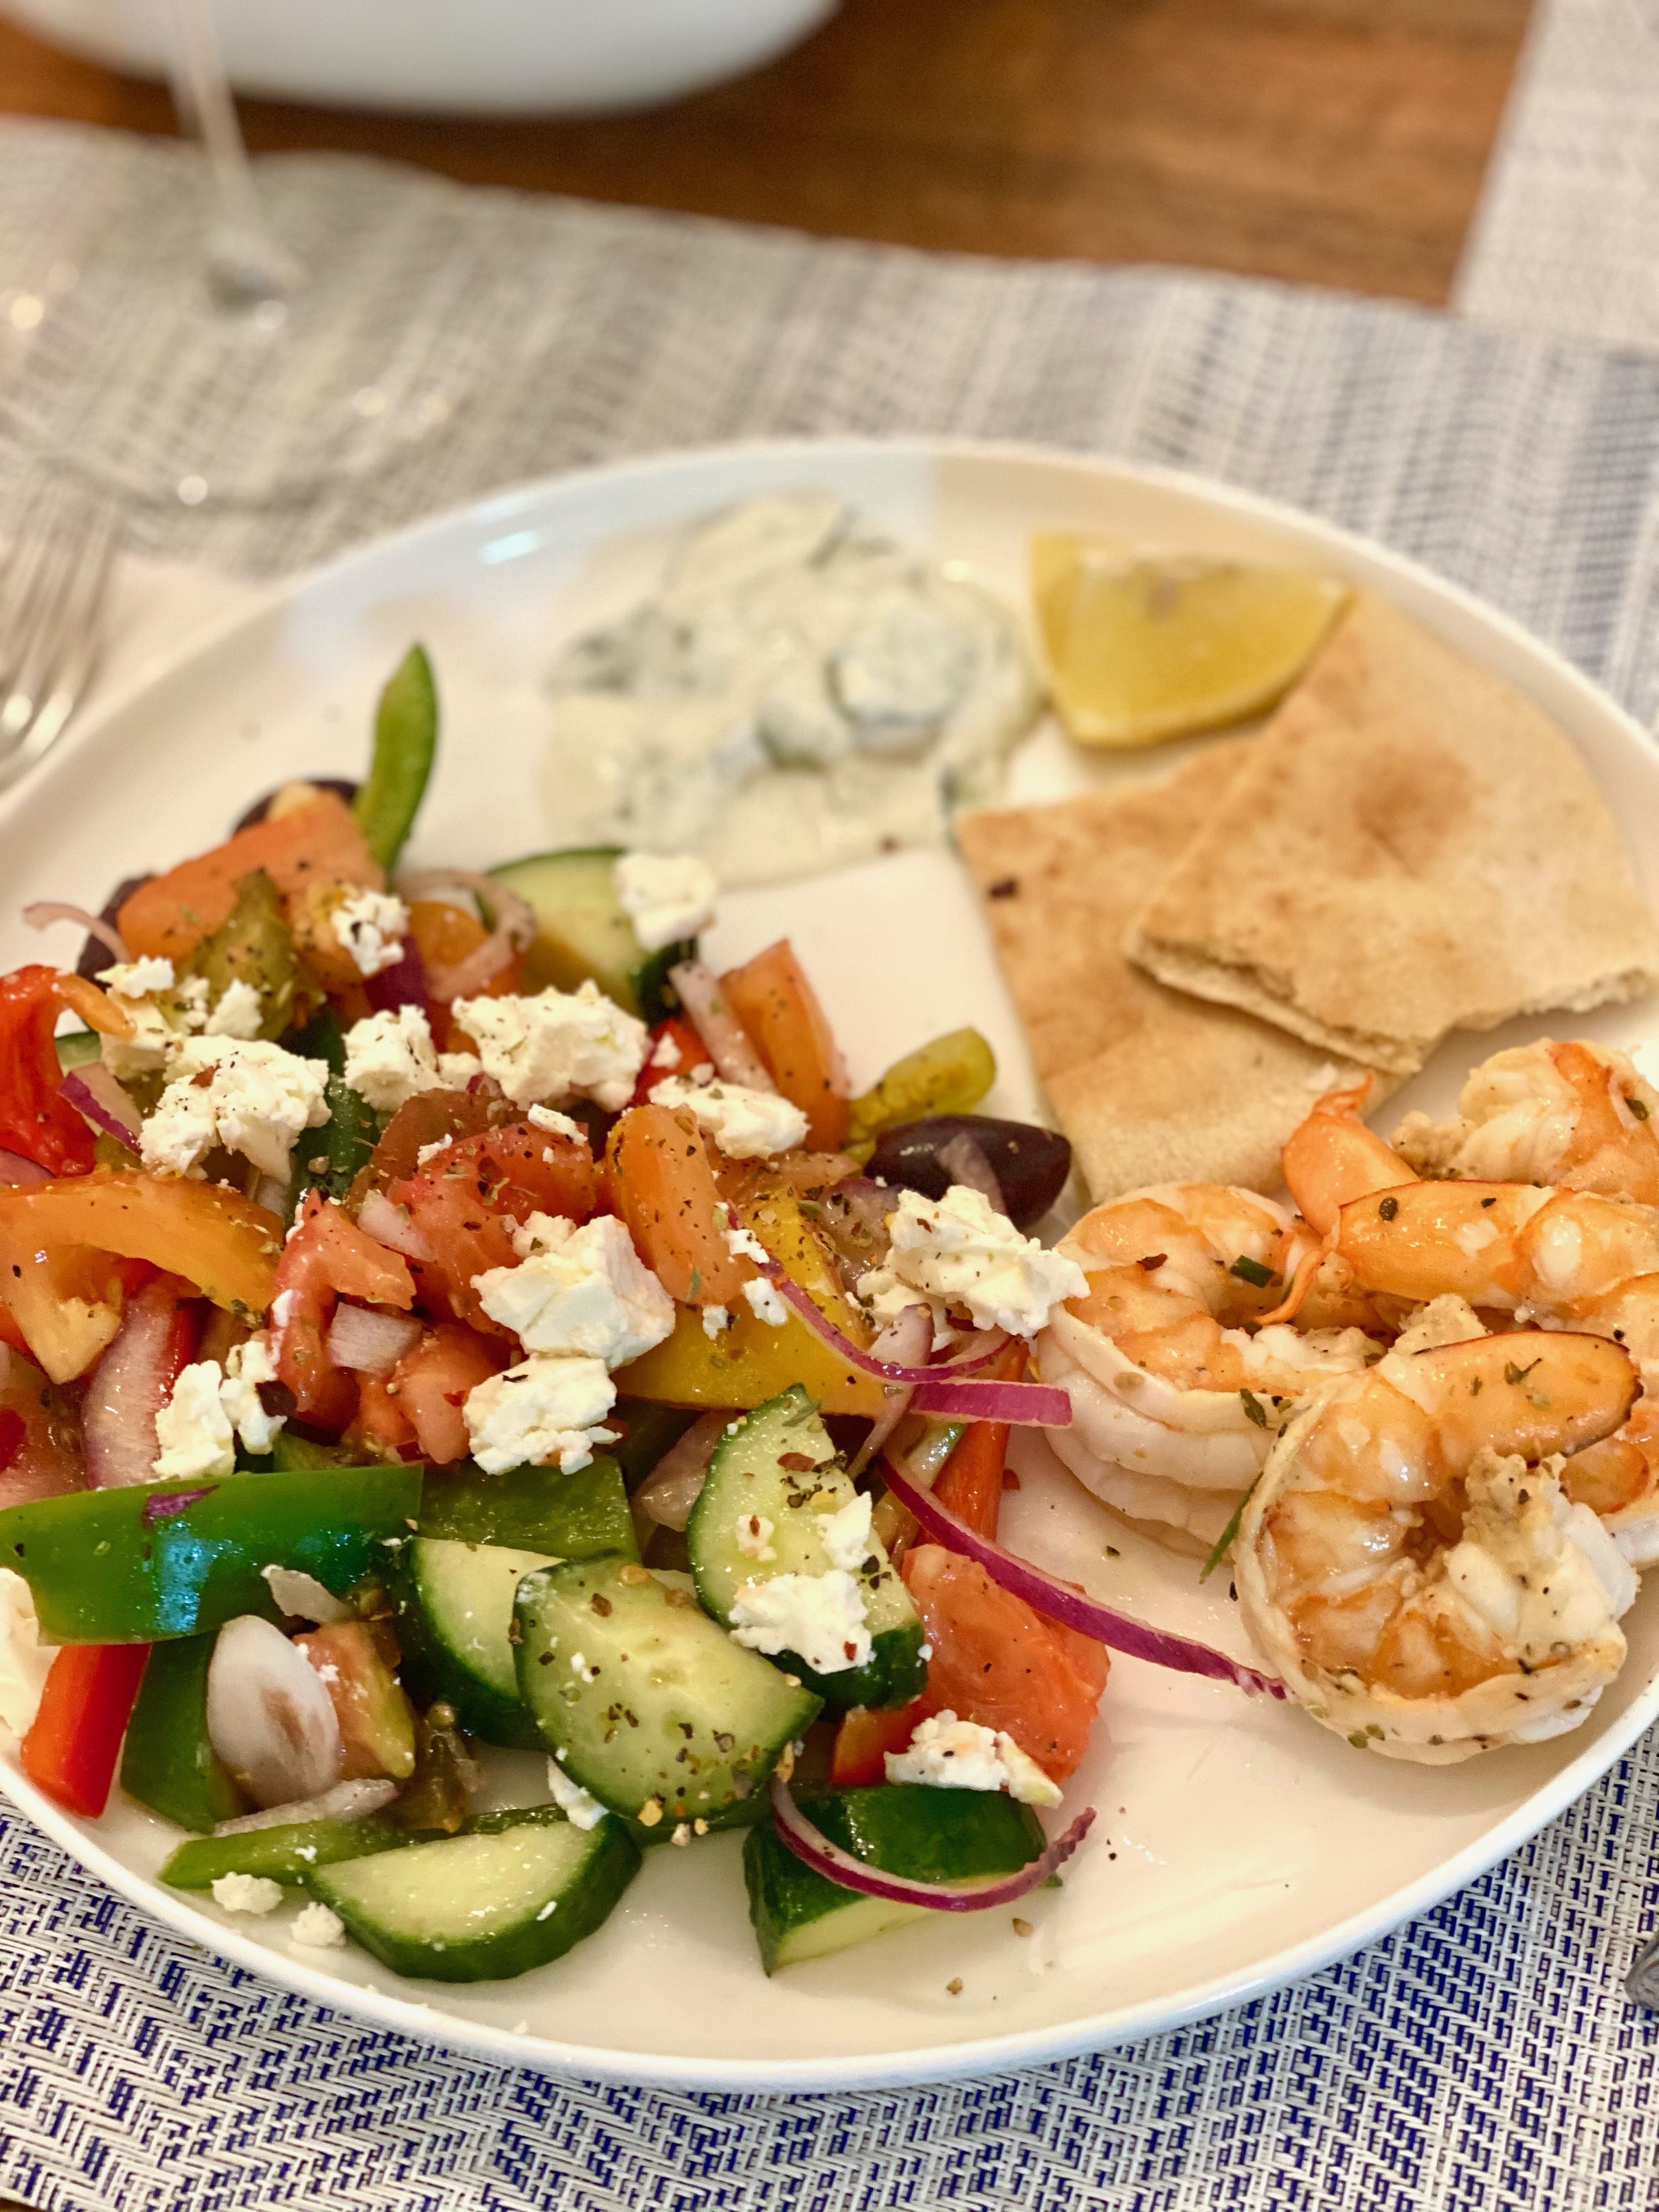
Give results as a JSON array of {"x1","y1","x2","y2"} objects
[
  {"x1": 24, "y1": 900, "x2": 127, "y2": 964},
  {"x1": 326, "y1": 1301, "x2": 424, "y2": 1377},
  {"x1": 358, "y1": 1189, "x2": 436, "y2": 1262},
  {"x1": 879, "y1": 1452, "x2": 1287, "y2": 1699},
  {"x1": 206, "y1": 1613, "x2": 344, "y2": 1809},
  {"x1": 364, "y1": 935, "x2": 431, "y2": 1019},
  {"x1": 62, "y1": 1065, "x2": 142, "y2": 1149},
  {"x1": 262, "y1": 1564, "x2": 356, "y2": 1625},
  {"x1": 769, "y1": 1772, "x2": 1094, "y2": 1911},
  {"x1": 398, "y1": 870, "x2": 537, "y2": 1003},
  {"x1": 634, "y1": 1411, "x2": 729, "y2": 1532},
  {"x1": 766, "y1": 1271, "x2": 1066, "y2": 1424},
  {"x1": 85, "y1": 1280, "x2": 190, "y2": 1489},
  {"x1": 213, "y1": 1777, "x2": 399, "y2": 1837},
  {"x1": 845, "y1": 1305, "x2": 928, "y2": 1480},
  {"x1": 143, "y1": 1485, "x2": 217, "y2": 1525},
  {"x1": 669, "y1": 959, "x2": 777, "y2": 1091},
  {"x1": 0, "y1": 1149, "x2": 52, "y2": 1188}
]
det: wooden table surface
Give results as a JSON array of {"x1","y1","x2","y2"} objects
[{"x1": 0, "y1": 0, "x2": 1532, "y2": 305}]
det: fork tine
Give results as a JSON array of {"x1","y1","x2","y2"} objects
[{"x1": 0, "y1": 481, "x2": 120, "y2": 774}]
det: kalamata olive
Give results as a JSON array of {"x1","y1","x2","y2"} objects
[
  {"x1": 233, "y1": 776, "x2": 359, "y2": 834},
  {"x1": 76, "y1": 874, "x2": 152, "y2": 980},
  {"x1": 867, "y1": 1114, "x2": 1072, "y2": 1231}
]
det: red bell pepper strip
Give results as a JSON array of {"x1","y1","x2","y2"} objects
[
  {"x1": 629, "y1": 1015, "x2": 710, "y2": 1108},
  {"x1": 0, "y1": 965, "x2": 96, "y2": 1176},
  {"x1": 931, "y1": 1342, "x2": 1029, "y2": 1538},
  {"x1": 22, "y1": 1641, "x2": 151, "y2": 1816}
]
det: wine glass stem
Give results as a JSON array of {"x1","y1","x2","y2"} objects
[{"x1": 164, "y1": 0, "x2": 301, "y2": 305}]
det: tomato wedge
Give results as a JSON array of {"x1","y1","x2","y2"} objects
[
  {"x1": 118, "y1": 791, "x2": 381, "y2": 965},
  {"x1": 607, "y1": 1102, "x2": 747, "y2": 1308},
  {"x1": 388, "y1": 1123, "x2": 598, "y2": 1330},
  {"x1": 719, "y1": 941, "x2": 849, "y2": 1151},
  {"x1": 272, "y1": 1192, "x2": 416, "y2": 1427},
  {"x1": 629, "y1": 1016, "x2": 708, "y2": 1108},
  {"x1": 388, "y1": 1322, "x2": 508, "y2": 1465},
  {"x1": 22, "y1": 1642, "x2": 151, "y2": 1817}
]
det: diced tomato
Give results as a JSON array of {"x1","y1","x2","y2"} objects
[
  {"x1": 348, "y1": 1373, "x2": 418, "y2": 1460},
  {"x1": 932, "y1": 1345, "x2": 1029, "y2": 1538},
  {"x1": 295, "y1": 1621, "x2": 416, "y2": 1781},
  {"x1": 629, "y1": 1016, "x2": 709, "y2": 1108},
  {"x1": 118, "y1": 792, "x2": 382, "y2": 966},
  {"x1": 830, "y1": 1700, "x2": 932, "y2": 1787},
  {"x1": 388, "y1": 1124, "x2": 598, "y2": 1331},
  {"x1": 387, "y1": 1322, "x2": 508, "y2": 1465},
  {"x1": 359, "y1": 1087, "x2": 505, "y2": 1199},
  {"x1": 0, "y1": 965, "x2": 96, "y2": 1176},
  {"x1": 21, "y1": 1642, "x2": 150, "y2": 1817},
  {"x1": 607, "y1": 1102, "x2": 747, "y2": 1308},
  {"x1": 719, "y1": 941, "x2": 850, "y2": 1151},
  {"x1": 900, "y1": 1545, "x2": 1109, "y2": 1781},
  {"x1": 272, "y1": 1192, "x2": 416, "y2": 1428}
]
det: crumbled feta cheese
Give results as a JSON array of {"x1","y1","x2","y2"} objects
[
  {"x1": 724, "y1": 1219, "x2": 770, "y2": 1265},
  {"x1": 816, "y1": 1490, "x2": 873, "y2": 1572},
  {"x1": 452, "y1": 983, "x2": 648, "y2": 1113},
  {"x1": 203, "y1": 978, "x2": 264, "y2": 1041},
  {"x1": 613, "y1": 852, "x2": 719, "y2": 954},
  {"x1": 729, "y1": 1568, "x2": 871, "y2": 1673},
  {"x1": 331, "y1": 889, "x2": 410, "y2": 979},
  {"x1": 289, "y1": 1902, "x2": 348, "y2": 1950},
  {"x1": 473, "y1": 1213, "x2": 674, "y2": 1366},
  {"x1": 152, "y1": 1360, "x2": 237, "y2": 1479},
  {"x1": 546, "y1": 1757, "x2": 607, "y2": 1830},
  {"x1": 140, "y1": 1036, "x2": 330, "y2": 1181},
  {"x1": 221, "y1": 1332, "x2": 286, "y2": 1455},
  {"x1": 742, "y1": 1276, "x2": 789, "y2": 1328},
  {"x1": 701, "y1": 1303, "x2": 731, "y2": 1339},
  {"x1": 0, "y1": 1569, "x2": 51, "y2": 1738},
  {"x1": 884, "y1": 1710, "x2": 1062, "y2": 1807},
  {"x1": 881, "y1": 1184, "x2": 1087, "y2": 1336},
  {"x1": 463, "y1": 1353, "x2": 618, "y2": 1475},
  {"x1": 342, "y1": 1005, "x2": 480, "y2": 1114},
  {"x1": 650, "y1": 1076, "x2": 807, "y2": 1159},
  {"x1": 650, "y1": 1031, "x2": 684, "y2": 1071},
  {"x1": 735, "y1": 1512, "x2": 776, "y2": 1561},
  {"x1": 154, "y1": 1339, "x2": 287, "y2": 1478},
  {"x1": 527, "y1": 1104, "x2": 585, "y2": 1141},
  {"x1": 99, "y1": 956, "x2": 175, "y2": 998},
  {"x1": 97, "y1": 957, "x2": 208, "y2": 1080},
  {"x1": 211, "y1": 1873, "x2": 285, "y2": 1916}
]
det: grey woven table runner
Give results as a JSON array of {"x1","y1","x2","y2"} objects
[{"x1": 4, "y1": 114, "x2": 1659, "y2": 2212}]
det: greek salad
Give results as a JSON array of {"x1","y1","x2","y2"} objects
[{"x1": 0, "y1": 645, "x2": 1269, "y2": 1987}]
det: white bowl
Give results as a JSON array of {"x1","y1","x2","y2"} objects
[{"x1": 2, "y1": 0, "x2": 839, "y2": 115}]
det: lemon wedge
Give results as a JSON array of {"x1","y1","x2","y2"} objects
[{"x1": 1031, "y1": 533, "x2": 1349, "y2": 749}]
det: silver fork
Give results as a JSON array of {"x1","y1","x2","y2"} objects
[{"x1": 0, "y1": 477, "x2": 121, "y2": 787}]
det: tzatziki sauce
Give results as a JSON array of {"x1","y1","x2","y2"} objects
[{"x1": 540, "y1": 491, "x2": 1040, "y2": 887}]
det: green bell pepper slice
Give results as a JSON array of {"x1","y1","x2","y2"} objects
[
  {"x1": 416, "y1": 1455, "x2": 637, "y2": 1560},
  {"x1": 119, "y1": 1632, "x2": 245, "y2": 1833},
  {"x1": 354, "y1": 643, "x2": 437, "y2": 873},
  {"x1": 0, "y1": 1463, "x2": 422, "y2": 1645},
  {"x1": 161, "y1": 1812, "x2": 409, "y2": 1890}
]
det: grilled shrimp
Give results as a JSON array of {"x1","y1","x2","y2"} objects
[
  {"x1": 1394, "y1": 1040, "x2": 1659, "y2": 1204},
  {"x1": 1279, "y1": 1081, "x2": 1659, "y2": 1563},
  {"x1": 1037, "y1": 1183, "x2": 1380, "y2": 1551},
  {"x1": 1235, "y1": 1331, "x2": 1640, "y2": 1762}
]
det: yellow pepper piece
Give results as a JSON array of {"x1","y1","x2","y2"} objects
[{"x1": 846, "y1": 1027, "x2": 996, "y2": 1161}]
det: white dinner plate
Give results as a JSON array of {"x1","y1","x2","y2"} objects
[{"x1": 3, "y1": 438, "x2": 1658, "y2": 2093}]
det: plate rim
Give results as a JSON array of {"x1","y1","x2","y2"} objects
[{"x1": 3, "y1": 430, "x2": 1656, "y2": 2091}]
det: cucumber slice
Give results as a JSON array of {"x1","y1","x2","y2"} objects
[
  {"x1": 514, "y1": 1556, "x2": 821, "y2": 1823},
  {"x1": 54, "y1": 1029, "x2": 102, "y2": 1073},
  {"x1": 687, "y1": 1387, "x2": 926, "y2": 1710},
  {"x1": 393, "y1": 1536, "x2": 554, "y2": 1749},
  {"x1": 306, "y1": 1803, "x2": 640, "y2": 1983},
  {"x1": 160, "y1": 1812, "x2": 408, "y2": 1891},
  {"x1": 489, "y1": 847, "x2": 694, "y2": 1023},
  {"x1": 743, "y1": 1785, "x2": 1047, "y2": 1973},
  {"x1": 418, "y1": 1456, "x2": 636, "y2": 1559}
]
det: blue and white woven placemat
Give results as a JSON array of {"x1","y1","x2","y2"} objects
[{"x1": 6, "y1": 91, "x2": 1659, "y2": 2209}]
